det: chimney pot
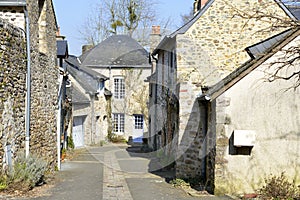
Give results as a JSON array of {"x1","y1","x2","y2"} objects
[
  {"x1": 151, "y1": 25, "x2": 161, "y2": 35},
  {"x1": 201, "y1": 0, "x2": 209, "y2": 9}
]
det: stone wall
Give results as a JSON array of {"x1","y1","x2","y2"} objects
[
  {"x1": 0, "y1": 0, "x2": 58, "y2": 169},
  {"x1": 178, "y1": 0, "x2": 288, "y2": 86},
  {"x1": 0, "y1": 19, "x2": 26, "y2": 169},
  {"x1": 27, "y1": 0, "x2": 58, "y2": 169},
  {"x1": 0, "y1": 6, "x2": 25, "y2": 28}
]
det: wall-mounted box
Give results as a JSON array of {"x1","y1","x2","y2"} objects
[{"x1": 233, "y1": 130, "x2": 256, "y2": 147}]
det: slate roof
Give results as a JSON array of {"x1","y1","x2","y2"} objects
[
  {"x1": 80, "y1": 35, "x2": 150, "y2": 68},
  {"x1": 278, "y1": 0, "x2": 300, "y2": 20},
  {"x1": 57, "y1": 40, "x2": 68, "y2": 57},
  {"x1": 198, "y1": 28, "x2": 300, "y2": 101},
  {"x1": 66, "y1": 55, "x2": 109, "y2": 81},
  {"x1": 66, "y1": 62, "x2": 97, "y2": 95},
  {"x1": 67, "y1": 85, "x2": 90, "y2": 104},
  {"x1": 65, "y1": 56, "x2": 108, "y2": 97},
  {"x1": 245, "y1": 29, "x2": 293, "y2": 59}
]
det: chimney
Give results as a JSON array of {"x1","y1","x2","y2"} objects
[
  {"x1": 194, "y1": 0, "x2": 209, "y2": 14},
  {"x1": 150, "y1": 25, "x2": 161, "y2": 54},
  {"x1": 82, "y1": 44, "x2": 94, "y2": 55},
  {"x1": 201, "y1": 0, "x2": 209, "y2": 9},
  {"x1": 152, "y1": 25, "x2": 160, "y2": 35},
  {"x1": 56, "y1": 27, "x2": 60, "y2": 37},
  {"x1": 56, "y1": 27, "x2": 66, "y2": 40}
]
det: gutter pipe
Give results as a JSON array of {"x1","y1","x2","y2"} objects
[
  {"x1": 151, "y1": 54, "x2": 158, "y2": 150},
  {"x1": 56, "y1": 74, "x2": 64, "y2": 170},
  {"x1": 24, "y1": 7, "x2": 31, "y2": 158}
]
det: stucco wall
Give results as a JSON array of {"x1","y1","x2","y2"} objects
[
  {"x1": 69, "y1": 73, "x2": 92, "y2": 146},
  {"x1": 92, "y1": 67, "x2": 151, "y2": 140},
  {"x1": 175, "y1": 0, "x2": 291, "y2": 180},
  {"x1": 214, "y1": 37, "x2": 300, "y2": 195}
]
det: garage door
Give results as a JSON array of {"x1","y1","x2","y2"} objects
[{"x1": 73, "y1": 116, "x2": 85, "y2": 148}]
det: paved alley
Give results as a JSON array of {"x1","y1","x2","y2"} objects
[{"x1": 12, "y1": 143, "x2": 233, "y2": 200}]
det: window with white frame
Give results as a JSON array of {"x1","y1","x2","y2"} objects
[
  {"x1": 114, "y1": 77, "x2": 125, "y2": 99},
  {"x1": 113, "y1": 113, "x2": 125, "y2": 133},
  {"x1": 134, "y1": 115, "x2": 143, "y2": 129}
]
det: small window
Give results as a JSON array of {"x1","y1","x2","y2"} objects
[
  {"x1": 114, "y1": 77, "x2": 125, "y2": 99},
  {"x1": 98, "y1": 81, "x2": 105, "y2": 92},
  {"x1": 134, "y1": 115, "x2": 143, "y2": 129},
  {"x1": 113, "y1": 113, "x2": 125, "y2": 134}
]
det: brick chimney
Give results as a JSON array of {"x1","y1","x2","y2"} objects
[
  {"x1": 56, "y1": 27, "x2": 66, "y2": 40},
  {"x1": 201, "y1": 0, "x2": 209, "y2": 8},
  {"x1": 194, "y1": 0, "x2": 209, "y2": 14},
  {"x1": 150, "y1": 25, "x2": 161, "y2": 54}
]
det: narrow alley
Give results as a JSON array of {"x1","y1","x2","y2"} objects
[{"x1": 28, "y1": 143, "x2": 232, "y2": 200}]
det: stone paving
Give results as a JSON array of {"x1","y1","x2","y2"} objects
[
  {"x1": 102, "y1": 147, "x2": 133, "y2": 200},
  {"x1": 2, "y1": 143, "x2": 233, "y2": 200},
  {"x1": 95, "y1": 143, "x2": 233, "y2": 200}
]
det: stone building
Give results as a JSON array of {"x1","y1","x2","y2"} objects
[
  {"x1": 0, "y1": 0, "x2": 60, "y2": 169},
  {"x1": 199, "y1": 29, "x2": 300, "y2": 195},
  {"x1": 68, "y1": 35, "x2": 151, "y2": 144},
  {"x1": 0, "y1": 17, "x2": 26, "y2": 170},
  {"x1": 65, "y1": 55, "x2": 111, "y2": 148},
  {"x1": 149, "y1": 0, "x2": 300, "y2": 195}
]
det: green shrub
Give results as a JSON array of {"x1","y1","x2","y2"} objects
[
  {"x1": 4, "y1": 153, "x2": 48, "y2": 191},
  {"x1": 67, "y1": 135, "x2": 75, "y2": 149},
  {"x1": 259, "y1": 172, "x2": 300, "y2": 199},
  {"x1": 100, "y1": 140, "x2": 105, "y2": 146},
  {"x1": 0, "y1": 172, "x2": 8, "y2": 190},
  {"x1": 170, "y1": 178, "x2": 190, "y2": 189},
  {"x1": 110, "y1": 134, "x2": 127, "y2": 143}
]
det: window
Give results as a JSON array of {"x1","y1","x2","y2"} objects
[
  {"x1": 113, "y1": 113, "x2": 125, "y2": 133},
  {"x1": 134, "y1": 115, "x2": 143, "y2": 129},
  {"x1": 114, "y1": 77, "x2": 125, "y2": 99},
  {"x1": 98, "y1": 81, "x2": 105, "y2": 92}
]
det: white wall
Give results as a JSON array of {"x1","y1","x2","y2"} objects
[{"x1": 214, "y1": 37, "x2": 300, "y2": 194}]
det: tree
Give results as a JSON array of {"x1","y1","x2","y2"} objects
[
  {"x1": 79, "y1": 3, "x2": 110, "y2": 46},
  {"x1": 180, "y1": 6, "x2": 194, "y2": 25},
  {"x1": 79, "y1": 0, "x2": 158, "y2": 46}
]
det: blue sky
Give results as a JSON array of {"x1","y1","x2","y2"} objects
[{"x1": 53, "y1": 0, "x2": 194, "y2": 56}]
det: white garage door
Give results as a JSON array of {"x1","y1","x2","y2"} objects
[{"x1": 73, "y1": 116, "x2": 85, "y2": 148}]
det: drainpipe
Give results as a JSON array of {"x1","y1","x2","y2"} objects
[
  {"x1": 91, "y1": 94, "x2": 95, "y2": 144},
  {"x1": 152, "y1": 54, "x2": 158, "y2": 150},
  {"x1": 56, "y1": 74, "x2": 64, "y2": 170},
  {"x1": 201, "y1": 100, "x2": 208, "y2": 181},
  {"x1": 24, "y1": 7, "x2": 31, "y2": 158}
]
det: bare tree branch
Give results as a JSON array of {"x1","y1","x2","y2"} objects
[{"x1": 79, "y1": 0, "x2": 163, "y2": 47}]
